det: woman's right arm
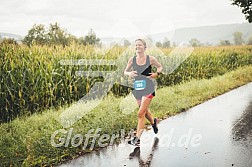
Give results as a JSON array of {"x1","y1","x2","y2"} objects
[{"x1": 124, "y1": 57, "x2": 136, "y2": 77}]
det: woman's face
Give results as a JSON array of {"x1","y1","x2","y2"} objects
[{"x1": 135, "y1": 40, "x2": 145, "y2": 53}]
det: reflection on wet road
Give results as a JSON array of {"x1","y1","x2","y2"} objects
[
  {"x1": 232, "y1": 101, "x2": 252, "y2": 145},
  {"x1": 129, "y1": 137, "x2": 159, "y2": 167},
  {"x1": 60, "y1": 82, "x2": 252, "y2": 167}
]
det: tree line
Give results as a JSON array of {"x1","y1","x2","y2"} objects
[
  {"x1": 154, "y1": 31, "x2": 252, "y2": 47},
  {"x1": 21, "y1": 22, "x2": 100, "y2": 47},
  {"x1": 1, "y1": 24, "x2": 252, "y2": 47}
]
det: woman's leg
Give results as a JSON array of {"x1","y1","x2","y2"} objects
[
  {"x1": 145, "y1": 109, "x2": 154, "y2": 124},
  {"x1": 136, "y1": 96, "x2": 152, "y2": 138},
  {"x1": 136, "y1": 99, "x2": 154, "y2": 124}
]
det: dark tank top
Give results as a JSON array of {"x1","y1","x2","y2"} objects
[
  {"x1": 132, "y1": 55, "x2": 155, "y2": 96},
  {"x1": 133, "y1": 55, "x2": 152, "y2": 79}
]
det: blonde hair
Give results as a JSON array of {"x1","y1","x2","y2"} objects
[{"x1": 135, "y1": 38, "x2": 147, "y2": 48}]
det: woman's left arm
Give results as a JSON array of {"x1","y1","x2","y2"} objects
[{"x1": 149, "y1": 56, "x2": 163, "y2": 78}]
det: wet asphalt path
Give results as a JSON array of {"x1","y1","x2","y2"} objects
[{"x1": 60, "y1": 82, "x2": 252, "y2": 167}]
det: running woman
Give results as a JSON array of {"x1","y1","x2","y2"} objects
[{"x1": 124, "y1": 38, "x2": 163, "y2": 146}]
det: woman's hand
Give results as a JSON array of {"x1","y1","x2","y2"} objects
[
  {"x1": 129, "y1": 71, "x2": 138, "y2": 77},
  {"x1": 147, "y1": 73, "x2": 159, "y2": 79}
]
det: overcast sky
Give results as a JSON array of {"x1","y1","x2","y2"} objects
[{"x1": 0, "y1": 0, "x2": 247, "y2": 38}]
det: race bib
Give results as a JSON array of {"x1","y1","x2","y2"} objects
[{"x1": 134, "y1": 80, "x2": 146, "y2": 90}]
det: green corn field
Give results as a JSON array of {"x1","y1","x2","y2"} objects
[{"x1": 1, "y1": 44, "x2": 252, "y2": 122}]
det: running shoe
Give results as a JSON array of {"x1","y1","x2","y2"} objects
[
  {"x1": 152, "y1": 118, "x2": 158, "y2": 134},
  {"x1": 128, "y1": 136, "x2": 140, "y2": 146}
]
